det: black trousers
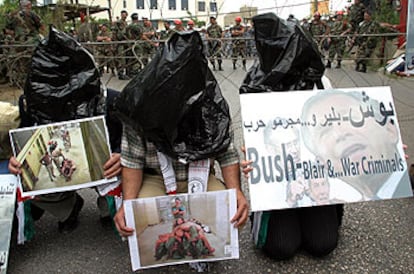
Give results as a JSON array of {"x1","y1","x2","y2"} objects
[{"x1": 262, "y1": 204, "x2": 343, "y2": 260}]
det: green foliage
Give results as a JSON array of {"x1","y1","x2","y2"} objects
[
  {"x1": 374, "y1": 0, "x2": 400, "y2": 24},
  {"x1": 186, "y1": 11, "x2": 206, "y2": 27},
  {"x1": 0, "y1": 0, "x2": 19, "y2": 30}
]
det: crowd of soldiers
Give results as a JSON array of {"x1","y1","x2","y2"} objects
[
  {"x1": 1, "y1": 0, "x2": 401, "y2": 81},
  {"x1": 0, "y1": 4, "x2": 259, "y2": 81},
  {"x1": 303, "y1": 0, "x2": 400, "y2": 73},
  {"x1": 0, "y1": 0, "x2": 44, "y2": 85}
]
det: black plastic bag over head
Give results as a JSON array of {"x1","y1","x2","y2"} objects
[
  {"x1": 240, "y1": 13, "x2": 325, "y2": 93},
  {"x1": 24, "y1": 26, "x2": 106, "y2": 124},
  {"x1": 116, "y1": 31, "x2": 232, "y2": 163}
]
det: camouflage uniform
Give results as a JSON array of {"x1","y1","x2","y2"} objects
[
  {"x1": 113, "y1": 18, "x2": 129, "y2": 78},
  {"x1": 78, "y1": 22, "x2": 96, "y2": 43},
  {"x1": 309, "y1": 19, "x2": 328, "y2": 48},
  {"x1": 96, "y1": 27, "x2": 114, "y2": 74},
  {"x1": 126, "y1": 22, "x2": 144, "y2": 75},
  {"x1": 206, "y1": 23, "x2": 223, "y2": 70},
  {"x1": 5, "y1": 9, "x2": 41, "y2": 87},
  {"x1": 141, "y1": 24, "x2": 157, "y2": 65},
  {"x1": 231, "y1": 24, "x2": 246, "y2": 69},
  {"x1": 348, "y1": 2, "x2": 366, "y2": 32},
  {"x1": 159, "y1": 28, "x2": 173, "y2": 41},
  {"x1": 355, "y1": 19, "x2": 379, "y2": 72},
  {"x1": 328, "y1": 19, "x2": 351, "y2": 67},
  {"x1": 7, "y1": 9, "x2": 42, "y2": 44}
]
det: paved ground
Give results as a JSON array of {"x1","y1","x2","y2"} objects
[{"x1": 6, "y1": 59, "x2": 414, "y2": 273}]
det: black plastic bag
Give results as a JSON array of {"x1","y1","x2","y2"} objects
[
  {"x1": 116, "y1": 31, "x2": 232, "y2": 162},
  {"x1": 24, "y1": 26, "x2": 105, "y2": 124},
  {"x1": 240, "y1": 13, "x2": 325, "y2": 93}
]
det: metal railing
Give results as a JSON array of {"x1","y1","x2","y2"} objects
[{"x1": 0, "y1": 32, "x2": 406, "y2": 88}]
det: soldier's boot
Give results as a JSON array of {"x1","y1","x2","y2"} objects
[
  {"x1": 355, "y1": 62, "x2": 360, "y2": 71},
  {"x1": 335, "y1": 61, "x2": 341, "y2": 69},
  {"x1": 325, "y1": 61, "x2": 331, "y2": 68},
  {"x1": 360, "y1": 64, "x2": 367, "y2": 73},
  {"x1": 242, "y1": 60, "x2": 247, "y2": 71},
  {"x1": 210, "y1": 61, "x2": 216, "y2": 71},
  {"x1": 233, "y1": 62, "x2": 237, "y2": 70},
  {"x1": 218, "y1": 61, "x2": 223, "y2": 71}
]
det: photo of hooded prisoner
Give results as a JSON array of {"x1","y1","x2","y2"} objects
[
  {"x1": 130, "y1": 191, "x2": 234, "y2": 268},
  {"x1": 9, "y1": 117, "x2": 111, "y2": 196}
]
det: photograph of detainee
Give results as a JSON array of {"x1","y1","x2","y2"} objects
[
  {"x1": 9, "y1": 116, "x2": 114, "y2": 196},
  {"x1": 125, "y1": 189, "x2": 238, "y2": 270},
  {"x1": 300, "y1": 89, "x2": 412, "y2": 201}
]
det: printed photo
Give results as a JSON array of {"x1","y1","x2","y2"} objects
[
  {"x1": 9, "y1": 116, "x2": 115, "y2": 197},
  {"x1": 241, "y1": 87, "x2": 413, "y2": 211},
  {"x1": 0, "y1": 175, "x2": 17, "y2": 274},
  {"x1": 124, "y1": 189, "x2": 239, "y2": 271}
]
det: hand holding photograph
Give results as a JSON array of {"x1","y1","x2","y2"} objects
[
  {"x1": 9, "y1": 116, "x2": 116, "y2": 197},
  {"x1": 124, "y1": 189, "x2": 239, "y2": 271}
]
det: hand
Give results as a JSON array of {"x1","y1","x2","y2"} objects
[
  {"x1": 113, "y1": 205, "x2": 135, "y2": 237},
  {"x1": 103, "y1": 153, "x2": 121, "y2": 179},
  {"x1": 403, "y1": 144, "x2": 408, "y2": 160},
  {"x1": 240, "y1": 159, "x2": 253, "y2": 178},
  {"x1": 8, "y1": 156, "x2": 21, "y2": 175},
  {"x1": 230, "y1": 190, "x2": 249, "y2": 228},
  {"x1": 241, "y1": 146, "x2": 253, "y2": 178}
]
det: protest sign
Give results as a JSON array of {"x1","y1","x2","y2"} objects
[
  {"x1": 0, "y1": 175, "x2": 17, "y2": 274},
  {"x1": 9, "y1": 116, "x2": 116, "y2": 197},
  {"x1": 124, "y1": 189, "x2": 239, "y2": 270},
  {"x1": 241, "y1": 87, "x2": 413, "y2": 211}
]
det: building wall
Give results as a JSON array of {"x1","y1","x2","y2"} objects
[
  {"x1": 311, "y1": 0, "x2": 330, "y2": 16},
  {"x1": 80, "y1": 118, "x2": 109, "y2": 181},
  {"x1": 15, "y1": 128, "x2": 49, "y2": 191},
  {"x1": 45, "y1": 0, "x2": 226, "y2": 27},
  {"x1": 223, "y1": 5, "x2": 257, "y2": 27}
]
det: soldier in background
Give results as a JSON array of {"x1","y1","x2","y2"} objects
[
  {"x1": 172, "y1": 19, "x2": 185, "y2": 32},
  {"x1": 309, "y1": 11, "x2": 330, "y2": 52},
  {"x1": 4, "y1": 1, "x2": 43, "y2": 87},
  {"x1": 222, "y1": 27, "x2": 232, "y2": 58},
  {"x1": 96, "y1": 23, "x2": 114, "y2": 74},
  {"x1": 126, "y1": 13, "x2": 143, "y2": 76},
  {"x1": 353, "y1": 10, "x2": 379, "y2": 73},
  {"x1": 78, "y1": 13, "x2": 96, "y2": 43},
  {"x1": 6, "y1": 0, "x2": 43, "y2": 43},
  {"x1": 187, "y1": 19, "x2": 195, "y2": 31},
  {"x1": 159, "y1": 21, "x2": 173, "y2": 41},
  {"x1": 231, "y1": 16, "x2": 246, "y2": 70},
  {"x1": 348, "y1": 0, "x2": 366, "y2": 32},
  {"x1": 206, "y1": 16, "x2": 223, "y2": 71},
  {"x1": 113, "y1": 10, "x2": 129, "y2": 80},
  {"x1": 326, "y1": 11, "x2": 351, "y2": 68},
  {"x1": 301, "y1": 18, "x2": 310, "y2": 31},
  {"x1": 141, "y1": 17, "x2": 158, "y2": 66}
]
